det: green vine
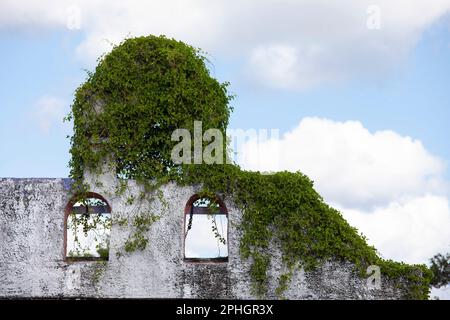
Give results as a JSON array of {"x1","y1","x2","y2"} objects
[
  {"x1": 123, "y1": 212, "x2": 160, "y2": 254},
  {"x1": 66, "y1": 35, "x2": 433, "y2": 299},
  {"x1": 114, "y1": 185, "x2": 167, "y2": 257},
  {"x1": 179, "y1": 164, "x2": 433, "y2": 299}
]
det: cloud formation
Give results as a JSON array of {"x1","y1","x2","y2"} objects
[
  {"x1": 185, "y1": 214, "x2": 228, "y2": 258},
  {"x1": 1, "y1": 1, "x2": 450, "y2": 89},
  {"x1": 339, "y1": 195, "x2": 450, "y2": 264},
  {"x1": 240, "y1": 117, "x2": 446, "y2": 209},
  {"x1": 32, "y1": 95, "x2": 67, "y2": 133},
  {"x1": 239, "y1": 117, "x2": 450, "y2": 264}
]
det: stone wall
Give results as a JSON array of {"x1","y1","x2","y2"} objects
[{"x1": 0, "y1": 177, "x2": 405, "y2": 299}]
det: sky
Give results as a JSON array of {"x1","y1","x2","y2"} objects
[{"x1": 0, "y1": 0, "x2": 449, "y2": 299}]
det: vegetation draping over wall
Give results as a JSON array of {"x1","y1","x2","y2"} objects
[{"x1": 66, "y1": 35, "x2": 433, "y2": 299}]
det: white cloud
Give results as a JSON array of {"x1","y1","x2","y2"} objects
[
  {"x1": 240, "y1": 117, "x2": 446, "y2": 209},
  {"x1": 185, "y1": 214, "x2": 228, "y2": 258},
  {"x1": 337, "y1": 195, "x2": 450, "y2": 264},
  {"x1": 32, "y1": 95, "x2": 67, "y2": 133},
  {"x1": 431, "y1": 285, "x2": 450, "y2": 300},
  {"x1": 238, "y1": 117, "x2": 450, "y2": 265},
  {"x1": 248, "y1": 44, "x2": 338, "y2": 90},
  {"x1": 1, "y1": 1, "x2": 449, "y2": 88},
  {"x1": 249, "y1": 45, "x2": 300, "y2": 89}
]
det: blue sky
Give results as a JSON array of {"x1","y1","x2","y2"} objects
[
  {"x1": 227, "y1": 18, "x2": 450, "y2": 176},
  {"x1": 0, "y1": 30, "x2": 80, "y2": 177},
  {"x1": 0, "y1": 0, "x2": 449, "y2": 298},
  {"x1": 1, "y1": 14, "x2": 449, "y2": 180}
]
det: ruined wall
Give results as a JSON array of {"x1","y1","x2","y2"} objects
[{"x1": 0, "y1": 177, "x2": 405, "y2": 299}]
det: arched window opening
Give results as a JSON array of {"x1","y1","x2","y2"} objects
[
  {"x1": 184, "y1": 195, "x2": 228, "y2": 262},
  {"x1": 65, "y1": 193, "x2": 112, "y2": 261}
]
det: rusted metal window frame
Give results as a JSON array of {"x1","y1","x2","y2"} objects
[
  {"x1": 183, "y1": 194, "x2": 229, "y2": 264},
  {"x1": 63, "y1": 192, "x2": 112, "y2": 263}
]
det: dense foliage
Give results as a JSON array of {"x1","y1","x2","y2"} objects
[
  {"x1": 429, "y1": 253, "x2": 449, "y2": 288},
  {"x1": 66, "y1": 35, "x2": 232, "y2": 185},
  {"x1": 66, "y1": 35, "x2": 433, "y2": 299}
]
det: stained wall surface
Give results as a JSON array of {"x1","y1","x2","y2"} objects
[{"x1": 0, "y1": 177, "x2": 405, "y2": 299}]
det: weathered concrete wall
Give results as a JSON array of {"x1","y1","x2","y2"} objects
[{"x1": 0, "y1": 177, "x2": 405, "y2": 299}]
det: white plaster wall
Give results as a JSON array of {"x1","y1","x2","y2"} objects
[{"x1": 0, "y1": 177, "x2": 407, "y2": 299}]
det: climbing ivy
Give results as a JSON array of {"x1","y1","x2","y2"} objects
[
  {"x1": 179, "y1": 164, "x2": 433, "y2": 299},
  {"x1": 66, "y1": 35, "x2": 433, "y2": 299},
  {"x1": 123, "y1": 212, "x2": 161, "y2": 254},
  {"x1": 65, "y1": 35, "x2": 232, "y2": 188}
]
